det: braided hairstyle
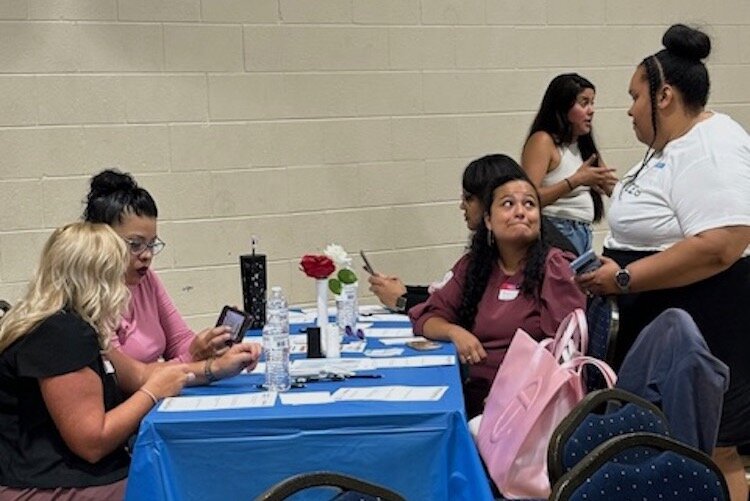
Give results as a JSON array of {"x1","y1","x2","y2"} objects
[
  {"x1": 527, "y1": 73, "x2": 604, "y2": 222},
  {"x1": 624, "y1": 24, "x2": 711, "y2": 186},
  {"x1": 457, "y1": 169, "x2": 549, "y2": 331},
  {"x1": 83, "y1": 169, "x2": 158, "y2": 225}
]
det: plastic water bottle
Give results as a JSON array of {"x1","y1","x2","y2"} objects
[
  {"x1": 336, "y1": 270, "x2": 359, "y2": 335},
  {"x1": 263, "y1": 322, "x2": 290, "y2": 392},
  {"x1": 266, "y1": 286, "x2": 289, "y2": 334},
  {"x1": 263, "y1": 286, "x2": 290, "y2": 392}
]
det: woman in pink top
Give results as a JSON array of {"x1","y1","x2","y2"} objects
[
  {"x1": 409, "y1": 158, "x2": 586, "y2": 418},
  {"x1": 83, "y1": 169, "x2": 231, "y2": 363}
]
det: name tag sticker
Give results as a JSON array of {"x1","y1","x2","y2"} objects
[{"x1": 498, "y1": 283, "x2": 519, "y2": 301}]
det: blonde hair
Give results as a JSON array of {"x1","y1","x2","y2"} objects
[{"x1": 0, "y1": 222, "x2": 130, "y2": 353}]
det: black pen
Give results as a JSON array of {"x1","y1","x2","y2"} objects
[{"x1": 345, "y1": 374, "x2": 382, "y2": 379}]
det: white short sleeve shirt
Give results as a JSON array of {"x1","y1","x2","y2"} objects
[{"x1": 605, "y1": 113, "x2": 750, "y2": 255}]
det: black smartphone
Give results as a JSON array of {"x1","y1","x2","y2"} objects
[
  {"x1": 216, "y1": 305, "x2": 252, "y2": 345},
  {"x1": 360, "y1": 250, "x2": 376, "y2": 275},
  {"x1": 569, "y1": 249, "x2": 602, "y2": 275}
]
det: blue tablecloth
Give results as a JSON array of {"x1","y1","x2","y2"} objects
[{"x1": 125, "y1": 321, "x2": 493, "y2": 500}]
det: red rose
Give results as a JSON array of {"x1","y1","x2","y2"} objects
[{"x1": 299, "y1": 254, "x2": 335, "y2": 279}]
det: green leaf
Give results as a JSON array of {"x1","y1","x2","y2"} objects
[
  {"x1": 328, "y1": 278, "x2": 342, "y2": 295},
  {"x1": 338, "y1": 268, "x2": 358, "y2": 284}
]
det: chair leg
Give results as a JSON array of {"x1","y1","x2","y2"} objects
[{"x1": 712, "y1": 446, "x2": 749, "y2": 501}]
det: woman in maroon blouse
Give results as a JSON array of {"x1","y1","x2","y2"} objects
[{"x1": 410, "y1": 157, "x2": 586, "y2": 417}]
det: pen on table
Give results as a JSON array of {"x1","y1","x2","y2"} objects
[{"x1": 345, "y1": 374, "x2": 382, "y2": 379}]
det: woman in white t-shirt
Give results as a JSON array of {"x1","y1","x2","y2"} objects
[
  {"x1": 577, "y1": 24, "x2": 750, "y2": 501},
  {"x1": 521, "y1": 73, "x2": 618, "y2": 254}
]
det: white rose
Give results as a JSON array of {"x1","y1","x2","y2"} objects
[{"x1": 324, "y1": 243, "x2": 349, "y2": 267}]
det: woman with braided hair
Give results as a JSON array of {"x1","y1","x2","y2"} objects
[
  {"x1": 576, "y1": 24, "x2": 750, "y2": 500},
  {"x1": 409, "y1": 156, "x2": 585, "y2": 418}
]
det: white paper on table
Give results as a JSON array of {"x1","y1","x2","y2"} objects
[
  {"x1": 290, "y1": 344, "x2": 307, "y2": 354},
  {"x1": 364, "y1": 348, "x2": 404, "y2": 357},
  {"x1": 279, "y1": 391, "x2": 334, "y2": 406},
  {"x1": 371, "y1": 355, "x2": 456, "y2": 369},
  {"x1": 332, "y1": 385, "x2": 448, "y2": 402},
  {"x1": 289, "y1": 311, "x2": 316, "y2": 324},
  {"x1": 358, "y1": 304, "x2": 392, "y2": 316},
  {"x1": 289, "y1": 334, "x2": 308, "y2": 344},
  {"x1": 378, "y1": 336, "x2": 428, "y2": 346},
  {"x1": 360, "y1": 313, "x2": 410, "y2": 322},
  {"x1": 158, "y1": 392, "x2": 277, "y2": 412},
  {"x1": 290, "y1": 358, "x2": 376, "y2": 375},
  {"x1": 365, "y1": 327, "x2": 414, "y2": 338},
  {"x1": 341, "y1": 341, "x2": 366, "y2": 353}
]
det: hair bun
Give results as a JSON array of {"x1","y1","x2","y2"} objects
[
  {"x1": 89, "y1": 169, "x2": 137, "y2": 198},
  {"x1": 662, "y1": 24, "x2": 711, "y2": 61}
]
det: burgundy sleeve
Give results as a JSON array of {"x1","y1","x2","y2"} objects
[
  {"x1": 539, "y1": 248, "x2": 587, "y2": 337},
  {"x1": 409, "y1": 255, "x2": 469, "y2": 335}
]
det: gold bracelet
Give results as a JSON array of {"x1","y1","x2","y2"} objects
[
  {"x1": 138, "y1": 387, "x2": 158, "y2": 406},
  {"x1": 204, "y1": 357, "x2": 218, "y2": 383},
  {"x1": 564, "y1": 178, "x2": 574, "y2": 191}
]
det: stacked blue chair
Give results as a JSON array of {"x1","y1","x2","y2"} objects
[
  {"x1": 549, "y1": 433, "x2": 729, "y2": 500},
  {"x1": 254, "y1": 471, "x2": 406, "y2": 501},
  {"x1": 547, "y1": 388, "x2": 669, "y2": 485}
]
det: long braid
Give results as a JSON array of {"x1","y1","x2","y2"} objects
[{"x1": 622, "y1": 56, "x2": 662, "y2": 189}]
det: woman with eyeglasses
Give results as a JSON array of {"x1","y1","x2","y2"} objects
[
  {"x1": 0, "y1": 222, "x2": 260, "y2": 498},
  {"x1": 83, "y1": 169, "x2": 230, "y2": 364},
  {"x1": 575, "y1": 24, "x2": 750, "y2": 500}
]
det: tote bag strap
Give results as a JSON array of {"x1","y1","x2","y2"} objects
[
  {"x1": 564, "y1": 356, "x2": 617, "y2": 388},
  {"x1": 552, "y1": 309, "x2": 588, "y2": 363}
]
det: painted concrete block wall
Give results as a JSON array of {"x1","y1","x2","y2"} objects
[{"x1": 1, "y1": 1, "x2": 748, "y2": 328}]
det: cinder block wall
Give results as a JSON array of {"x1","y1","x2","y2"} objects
[{"x1": 1, "y1": 1, "x2": 748, "y2": 328}]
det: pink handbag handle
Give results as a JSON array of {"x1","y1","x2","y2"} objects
[
  {"x1": 565, "y1": 355, "x2": 618, "y2": 388},
  {"x1": 551, "y1": 309, "x2": 588, "y2": 362}
]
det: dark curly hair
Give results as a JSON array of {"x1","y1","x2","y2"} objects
[
  {"x1": 527, "y1": 73, "x2": 604, "y2": 222},
  {"x1": 457, "y1": 168, "x2": 549, "y2": 330},
  {"x1": 83, "y1": 169, "x2": 158, "y2": 225}
]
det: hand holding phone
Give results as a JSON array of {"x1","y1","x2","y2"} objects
[
  {"x1": 216, "y1": 305, "x2": 252, "y2": 345},
  {"x1": 360, "y1": 250, "x2": 376, "y2": 275},
  {"x1": 569, "y1": 249, "x2": 602, "y2": 275}
]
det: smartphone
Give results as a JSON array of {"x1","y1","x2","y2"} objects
[
  {"x1": 360, "y1": 250, "x2": 376, "y2": 275},
  {"x1": 570, "y1": 249, "x2": 602, "y2": 275},
  {"x1": 216, "y1": 305, "x2": 252, "y2": 345}
]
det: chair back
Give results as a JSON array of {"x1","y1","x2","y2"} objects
[
  {"x1": 584, "y1": 296, "x2": 618, "y2": 391},
  {"x1": 255, "y1": 471, "x2": 406, "y2": 501},
  {"x1": 549, "y1": 433, "x2": 730, "y2": 501},
  {"x1": 547, "y1": 388, "x2": 669, "y2": 484}
]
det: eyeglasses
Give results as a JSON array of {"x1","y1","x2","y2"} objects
[{"x1": 123, "y1": 237, "x2": 166, "y2": 256}]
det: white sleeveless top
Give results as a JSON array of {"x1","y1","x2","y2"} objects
[{"x1": 541, "y1": 142, "x2": 594, "y2": 223}]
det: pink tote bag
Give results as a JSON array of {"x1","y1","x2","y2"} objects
[{"x1": 475, "y1": 309, "x2": 616, "y2": 499}]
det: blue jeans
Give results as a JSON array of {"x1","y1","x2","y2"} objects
[{"x1": 546, "y1": 216, "x2": 592, "y2": 255}]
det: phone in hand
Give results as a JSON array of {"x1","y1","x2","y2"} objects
[
  {"x1": 569, "y1": 249, "x2": 602, "y2": 275},
  {"x1": 216, "y1": 305, "x2": 252, "y2": 345},
  {"x1": 360, "y1": 250, "x2": 376, "y2": 275}
]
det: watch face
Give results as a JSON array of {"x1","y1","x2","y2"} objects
[
  {"x1": 616, "y1": 269, "x2": 630, "y2": 289},
  {"x1": 396, "y1": 296, "x2": 408, "y2": 311}
]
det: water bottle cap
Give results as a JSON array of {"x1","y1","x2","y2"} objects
[{"x1": 271, "y1": 286, "x2": 282, "y2": 293}]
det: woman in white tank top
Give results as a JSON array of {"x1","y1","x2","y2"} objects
[{"x1": 521, "y1": 73, "x2": 618, "y2": 254}]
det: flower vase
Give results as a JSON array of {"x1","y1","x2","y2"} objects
[{"x1": 315, "y1": 278, "x2": 329, "y2": 332}]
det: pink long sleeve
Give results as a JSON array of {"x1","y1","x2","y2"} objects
[{"x1": 112, "y1": 269, "x2": 196, "y2": 363}]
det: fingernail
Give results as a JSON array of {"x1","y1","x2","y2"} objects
[{"x1": 186, "y1": 372, "x2": 196, "y2": 381}]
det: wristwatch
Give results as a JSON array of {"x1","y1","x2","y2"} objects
[
  {"x1": 395, "y1": 295, "x2": 408, "y2": 313},
  {"x1": 614, "y1": 268, "x2": 631, "y2": 293}
]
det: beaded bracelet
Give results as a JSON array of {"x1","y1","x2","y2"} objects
[
  {"x1": 204, "y1": 356, "x2": 218, "y2": 383},
  {"x1": 138, "y1": 387, "x2": 158, "y2": 406}
]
